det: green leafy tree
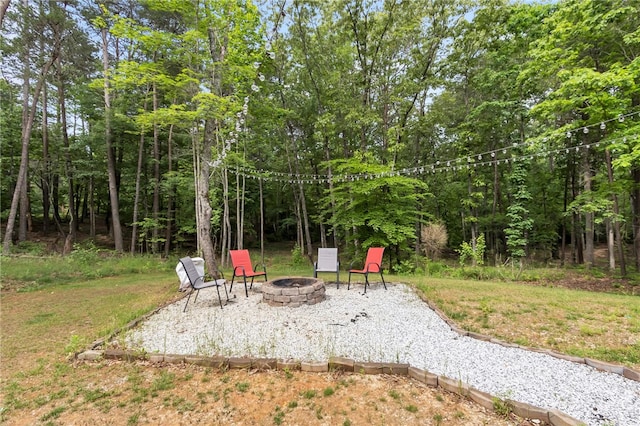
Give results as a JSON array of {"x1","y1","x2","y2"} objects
[
  {"x1": 504, "y1": 156, "x2": 533, "y2": 267},
  {"x1": 524, "y1": 0, "x2": 640, "y2": 274},
  {"x1": 320, "y1": 153, "x2": 430, "y2": 259}
]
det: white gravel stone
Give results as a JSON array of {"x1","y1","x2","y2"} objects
[{"x1": 124, "y1": 282, "x2": 640, "y2": 426}]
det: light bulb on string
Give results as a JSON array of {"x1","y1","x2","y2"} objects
[
  {"x1": 583, "y1": 127, "x2": 589, "y2": 134},
  {"x1": 619, "y1": 115, "x2": 625, "y2": 122},
  {"x1": 566, "y1": 131, "x2": 572, "y2": 138},
  {"x1": 600, "y1": 122, "x2": 606, "y2": 130}
]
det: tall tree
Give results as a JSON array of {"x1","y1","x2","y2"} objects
[
  {"x1": 3, "y1": 0, "x2": 56, "y2": 253},
  {"x1": 525, "y1": 0, "x2": 640, "y2": 275}
]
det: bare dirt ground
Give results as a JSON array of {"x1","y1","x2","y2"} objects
[{"x1": 4, "y1": 359, "x2": 537, "y2": 426}]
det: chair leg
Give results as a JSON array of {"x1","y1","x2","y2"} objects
[
  {"x1": 380, "y1": 271, "x2": 387, "y2": 290},
  {"x1": 243, "y1": 276, "x2": 249, "y2": 297},
  {"x1": 215, "y1": 286, "x2": 223, "y2": 308},
  {"x1": 183, "y1": 291, "x2": 192, "y2": 312},
  {"x1": 193, "y1": 288, "x2": 200, "y2": 303},
  {"x1": 223, "y1": 283, "x2": 230, "y2": 302},
  {"x1": 364, "y1": 273, "x2": 369, "y2": 294},
  {"x1": 230, "y1": 275, "x2": 236, "y2": 293},
  {"x1": 348, "y1": 272, "x2": 352, "y2": 290},
  {"x1": 336, "y1": 270, "x2": 340, "y2": 289}
]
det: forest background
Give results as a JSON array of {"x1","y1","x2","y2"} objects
[{"x1": 1, "y1": 0, "x2": 640, "y2": 278}]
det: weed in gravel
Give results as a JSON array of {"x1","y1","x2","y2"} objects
[
  {"x1": 151, "y1": 371, "x2": 175, "y2": 393},
  {"x1": 273, "y1": 406, "x2": 285, "y2": 425},
  {"x1": 302, "y1": 389, "x2": 317, "y2": 399},
  {"x1": 492, "y1": 393, "x2": 514, "y2": 417},
  {"x1": 40, "y1": 406, "x2": 66, "y2": 422},
  {"x1": 235, "y1": 381, "x2": 250, "y2": 392},
  {"x1": 127, "y1": 412, "x2": 141, "y2": 425}
]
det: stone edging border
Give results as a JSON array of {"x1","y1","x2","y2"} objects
[
  {"x1": 77, "y1": 349, "x2": 584, "y2": 426},
  {"x1": 79, "y1": 284, "x2": 639, "y2": 426}
]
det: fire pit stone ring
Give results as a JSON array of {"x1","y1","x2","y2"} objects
[{"x1": 261, "y1": 277, "x2": 326, "y2": 307}]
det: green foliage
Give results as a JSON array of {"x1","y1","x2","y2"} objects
[
  {"x1": 320, "y1": 153, "x2": 429, "y2": 250},
  {"x1": 392, "y1": 259, "x2": 417, "y2": 275},
  {"x1": 457, "y1": 235, "x2": 485, "y2": 266},
  {"x1": 69, "y1": 241, "x2": 102, "y2": 264},
  {"x1": 492, "y1": 395, "x2": 514, "y2": 417},
  {"x1": 290, "y1": 244, "x2": 305, "y2": 266},
  {"x1": 7, "y1": 241, "x2": 47, "y2": 256},
  {"x1": 2, "y1": 0, "x2": 640, "y2": 271},
  {"x1": 505, "y1": 158, "x2": 533, "y2": 262},
  {"x1": 64, "y1": 335, "x2": 88, "y2": 356}
]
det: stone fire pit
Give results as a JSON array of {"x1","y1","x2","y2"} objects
[{"x1": 261, "y1": 277, "x2": 326, "y2": 307}]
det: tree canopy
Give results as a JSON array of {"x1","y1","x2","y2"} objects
[{"x1": 1, "y1": 0, "x2": 639, "y2": 274}]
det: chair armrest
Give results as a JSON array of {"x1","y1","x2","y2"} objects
[
  {"x1": 206, "y1": 270, "x2": 225, "y2": 280},
  {"x1": 254, "y1": 264, "x2": 267, "y2": 273},
  {"x1": 365, "y1": 262, "x2": 381, "y2": 272}
]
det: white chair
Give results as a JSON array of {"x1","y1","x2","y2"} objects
[{"x1": 313, "y1": 248, "x2": 340, "y2": 288}]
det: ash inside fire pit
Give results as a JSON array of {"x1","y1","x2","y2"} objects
[{"x1": 261, "y1": 277, "x2": 325, "y2": 307}]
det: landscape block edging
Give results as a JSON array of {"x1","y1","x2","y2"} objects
[{"x1": 77, "y1": 349, "x2": 586, "y2": 425}]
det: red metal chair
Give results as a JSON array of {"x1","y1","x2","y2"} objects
[
  {"x1": 230, "y1": 249, "x2": 268, "y2": 297},
  {"x1": 348, "y1": 247, "x2": 386, "y2": 293}
]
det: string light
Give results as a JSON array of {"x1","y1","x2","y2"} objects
[{"x1": 228, "y1": 132, "x2": 638, "y2": 184}]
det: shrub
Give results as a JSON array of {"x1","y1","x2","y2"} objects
[{"x1": 421, "y1": 223, "x2": 448, "y2": 260}]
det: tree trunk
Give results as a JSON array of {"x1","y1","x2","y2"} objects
[
  {"x1": 195, "y1": 119, "x2": 220, "y2": 277},
  {"x1": 220, "y1": 167, "x2": 231, "y2": 268},
  {"x1": 3, "y1": 48, "x2": 55, "y2": 252},
  {"x1": 101, "y1": 27, "x2": 124, "y2": 252},
  {"x1": 130, "y1": 89, "x2": 149, "y2": 253},
  {"x1": 89, "y1": 174, "x2": 96, "y2": 238},
  {"x1": 259, "y1": 177, "x2": 265, "y2": 262},
  {"x1": 57, "y1": 68, "x2": 76, "y2": 254},
  {"x1": 235, "y1": 169, "x2": 244, "y2": 250},
  {"x1": 152, "y1": 80, "x2": 161, "y2": 254},
  {"x1": 583, "y1": 153, "x2": 594, "y2": 267},
  {"x1": 0, "y1": 0, "x2": 10, "y2": 27},
  {"x1": 41, "y1": 79, "x2": 51, "y2": 234},
  {"x1": 130, "y1": 126, "x2": 146, "y2": 253},
  {"x1": 631, "y1": 166, "x2": 640, "y2": 271},
  {"x1": 164, "y1": 124, "x2": 175, "y2": 257},
  {"x1": 605, "y1": 149, "x2": 626, "y2": 276},
  {"x1": 606, "y1": 218, "x2": 615, "y2": 270}
]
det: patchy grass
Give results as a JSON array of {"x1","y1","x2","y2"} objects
[{"x1": 410, "y1": 277, "x2": 640, "y2": 368}]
